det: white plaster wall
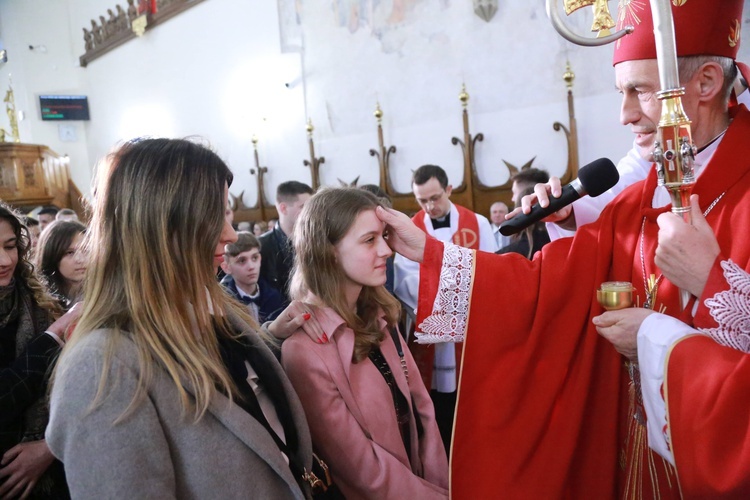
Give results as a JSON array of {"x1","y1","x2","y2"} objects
[
  {"x1": 301, "y1": 0, "x2": 750, "y2": 191},
  {"x1": 1, "y1": 0, "x2": 749, "y2": 206},
  {"x1": 0, "y1": 0, "x2": 91, "y2": 191}
]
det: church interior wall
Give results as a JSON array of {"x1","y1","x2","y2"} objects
[{"x1": 1, "y1": 0, "x2": 748, "y2": 208}]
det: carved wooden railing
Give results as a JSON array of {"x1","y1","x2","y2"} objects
[
  {"x1": 554, "y1": 62, "x2": 580, "y2": 184},
  {"x1": 383, "y1": 75, "x2": 580, "y2": 217},
  {"x1": 231, "y1": 70, "x2": 580, "y2": 222},
  {"x1": 383, "y1": 85, "x2": 537, "y2": 217},
  {"x1": 303, "y1": 119, "x2": 325, "y2": 190},
  {"x1": 231, "y1": 136, "x2": 279, "y2": 224},
  {"x1": 80, "y1": 0, "x2": 209, "y2": 67}
]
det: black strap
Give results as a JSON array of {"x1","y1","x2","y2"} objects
[
  {"x1": 388, "y1": 327, "x2": 424, "y2": 440},
  {"x1": 368, "y1": 347, "x2": 412, "y2": 463}
]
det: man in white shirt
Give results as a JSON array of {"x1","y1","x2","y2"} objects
[{"x1": 489, "y1": 201, "x2": 511, "y2": 250}]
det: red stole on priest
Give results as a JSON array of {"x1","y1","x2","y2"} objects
[{"x1": 411, "y1": 204, "x2": 480, "y2": 250}]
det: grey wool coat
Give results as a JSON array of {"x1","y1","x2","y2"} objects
[{"x1": 46, "y1": 315, "x2": 312, "y2": 500}]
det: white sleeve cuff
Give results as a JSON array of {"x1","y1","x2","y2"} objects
[
  {"x1": 637, "y1": 313, "x2": 697, "y2": 465},
  {"x1": 415, "y1": 243, "x2": 472, "y2": 344},
  {"x1": 45, "y1": 330, "x2": 65, "y2": 347}
]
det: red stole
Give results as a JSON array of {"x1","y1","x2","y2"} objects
[
  {"x1": 417, "y1": 106, "x2": 750, "y2": 498},
  {"x1": 412, "y1": 204, "x2": 481, "y2": 250},
  {"x1": 411, "y1": 204, "x2": 480, "y2": 390}
]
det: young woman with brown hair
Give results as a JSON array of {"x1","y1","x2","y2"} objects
[
  {"x1": 35, "y1": 220, "x2": 87, "y2": 309},
  {"x1": 0, "y1": 203, "x2": 71, "y2": 499},
  {"x1": 275, "y1": 187, "x2": 448, "y2": 499}
]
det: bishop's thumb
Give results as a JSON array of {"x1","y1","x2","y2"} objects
[{"x1": 689, "y1": 194, "x2": 710, "y2": 230}]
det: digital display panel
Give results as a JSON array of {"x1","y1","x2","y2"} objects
[{"x1": 40, "y1": 95, "x2": 90, "y2": 121}]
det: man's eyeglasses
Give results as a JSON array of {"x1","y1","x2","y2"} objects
[{"x1": 416, "y1": 191, "x2": 446, "y2": 206}]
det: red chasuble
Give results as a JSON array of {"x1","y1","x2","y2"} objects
[
  {"x1": 662, "y1": 249, "x2": 750, "y2": 498},
  {"x1": 416, "y1": 106, "x2": 750, "y2": 498},
  {"x1": 411, "y1": 204, "x2": 480, "y2": 389}
]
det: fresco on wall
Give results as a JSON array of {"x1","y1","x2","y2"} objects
[
  {"x1": 331, "y1": 0, "x2": 445, "y2": 35},
  {"x1": 292, "y1": 0, "x2": 612, "y2": 134},
  {"x1": 280, "y1": 0, "x2": 449, "y2": 50}
]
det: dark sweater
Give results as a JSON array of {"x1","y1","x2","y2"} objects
[{"x1": 220, "y1": 275, "x2": 286, "y2": 323}]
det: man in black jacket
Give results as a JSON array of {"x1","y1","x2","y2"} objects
[{"x1": 258, "y1": 181, "x2": 313, "y2": 301}]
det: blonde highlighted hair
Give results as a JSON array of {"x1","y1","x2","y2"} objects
[
  {"x1": 290, "y1": 187, "x2": 400, "y2": 362},
  {"x1": 60, "y1": 138, "x2": 249, "y2": 420}
]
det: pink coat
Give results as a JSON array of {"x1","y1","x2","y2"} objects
[{"x1": 282, "y1": 307, "x2": 448, "y2": 500}]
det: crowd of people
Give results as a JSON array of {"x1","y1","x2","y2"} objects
[{"x1": 1, "y1": 1, "x2": 749, "y2": 498}]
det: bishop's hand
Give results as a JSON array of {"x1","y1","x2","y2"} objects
[
  {"x1": 505, "y1": 176, "x2": 575, "y2": 228},
  {"x1": 593, "y1": 308, "x2": 655, "y2": 360},
  {"x1": 655, "y1": 194, "x2": 720, "y2": 298},
  {"x1": 375, "y1": 206, "x2": 426, "y2": 263}
]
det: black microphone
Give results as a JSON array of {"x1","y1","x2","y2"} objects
[{"x1": 499, "y1": 158, "x2": 619, "y2": 236}]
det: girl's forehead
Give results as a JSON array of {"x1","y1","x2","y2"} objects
[{"x1": 341, "y1": 210, "x2": 383, "y2": 239}]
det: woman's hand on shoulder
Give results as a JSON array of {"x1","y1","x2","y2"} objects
[
  {"x1": 46, "y1": 302, "x2": 83, "y2": 343},
  {"x1": 268, "y1": 300, "x2": 327, "y2": 344}
]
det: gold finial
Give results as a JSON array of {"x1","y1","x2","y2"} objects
[
  {"x1": 306, "y1": 118, "x2": 314, "y2": 134},
  {"x1": 374, "y1": 102, "x2": 383, "y2": 122},
  {"x1": 459, "y1": 84, "x2": 469, "y2": 107},
  {"x1": 563, "y1": 61, "x2": 575, "y2": 90},
  {"x1": 4, "y1": 75, "x2": 20, "y2": 143},
  {"x1": 251, "y1": 134, "x2": 258, "y2": 148}
]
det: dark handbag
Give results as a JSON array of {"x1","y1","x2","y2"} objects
[{"x1": 304, "y1": 452, "x2": 345, "y2": 499}]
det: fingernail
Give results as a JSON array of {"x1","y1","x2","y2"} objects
[
  {"x1": 303, "y1": 313, "x2": 311, "y2": 320},
  {"x1": 322, "y1": 333, "x2": 329, "y2": 343}
]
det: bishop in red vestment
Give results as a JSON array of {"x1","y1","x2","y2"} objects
[
  {"x1": 377, "y1": 1, "x2": 749, "y2": 497},
  {"x1": 633, "y1": 212, "x2": 750, "y2": 498}
]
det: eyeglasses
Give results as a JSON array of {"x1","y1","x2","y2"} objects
[{"x1": 416, "y1": 191, "x2": 446, "y2": 207}]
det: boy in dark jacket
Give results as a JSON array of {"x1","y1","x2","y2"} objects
[{"x1": 220, "y1": 232, "x2": 285, "y2": 323}]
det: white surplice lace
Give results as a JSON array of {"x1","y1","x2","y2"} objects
[
  {"x1": 702, "y1": 259, "x2": 750, "y2": 353},
  {"x1": 415, "y1": 243, "x2": 473, "y2": 344}
]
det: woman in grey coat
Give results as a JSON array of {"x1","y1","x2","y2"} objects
[{"x1": 46, "y1": 138, "x2": 315, "y2": 499}]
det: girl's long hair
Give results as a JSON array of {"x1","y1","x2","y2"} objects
[
  {"x1": 35, "y1": 220, "x2": 86, "y2": 302},
  {"x1": 61, "y1": 138, "x2": 246, "y2": 420},
  {"x1": 0, "y1": 203, "x2": 62, "y2": 317},
  {"x1": 290, "y1": 187, "x2": 400, "y2": 362}
]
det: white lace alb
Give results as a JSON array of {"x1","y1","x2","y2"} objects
[
  {"x1": 415, "y1": 243, "x2": 473, "y2": 344},
  {"x1": 702, "y1": 259, "x2": 750, "y2": 353}
]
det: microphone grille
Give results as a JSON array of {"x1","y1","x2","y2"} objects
[{"x1": 578, "y1": 158, "x2": 619, "y2": 197}]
